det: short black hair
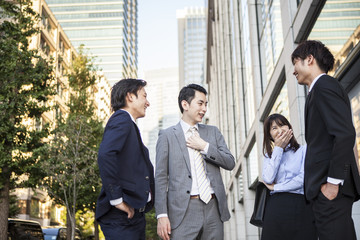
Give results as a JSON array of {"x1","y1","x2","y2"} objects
[
  {"x1": 111, "y1": 79, "x2": 147, "y2": 112},
  {"x1": 178, "y1": 84, "x2": 207, "y2": 113},
  {"x1": 291, "y1": 40, "x2": 334, "y2": 73}
]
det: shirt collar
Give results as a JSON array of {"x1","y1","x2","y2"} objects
[
  {"x1": 180, "y1": 119, "x2": 198, "y2": 134},
  {"x1": 284, "y1": 144, "x2": 291, "y2": 152},
  {"x1": 121, "y1": 109, "x2": 135, "y2": 123},
  {"x1": 308, "y1": 73, "x2": 326, "y2": 92}
]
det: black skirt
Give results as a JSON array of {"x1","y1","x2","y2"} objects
[{"x1": 261, "y1": 192, "x2": 317, "y2": 240}]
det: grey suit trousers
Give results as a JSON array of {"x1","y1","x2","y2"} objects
[{"x1": 170, "y1": 197, "x2": 223, "y2": 240}]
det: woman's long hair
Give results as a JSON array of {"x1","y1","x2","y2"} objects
[{"x1": 263, "y1": 114, "x2": 300, "y2": 158}]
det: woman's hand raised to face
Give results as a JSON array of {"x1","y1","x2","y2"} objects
[{"x1": 274, "y1": 129, "x2": 293, "y2": 149}]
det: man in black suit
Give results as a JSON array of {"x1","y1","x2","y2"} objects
[
  {"x1": 292, "y1": 40, "x2": 360, "y2": 240},
  {"x1": 96, "y1": 79, "x2": 154, "y2": 239}
]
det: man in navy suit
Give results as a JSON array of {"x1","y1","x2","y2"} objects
[
  {"x1": 292, "y1": 40, "x2": 360, "y2": 240},
  {"x1": 96, "y1": 79, "x2": 154, "y2": 239}
]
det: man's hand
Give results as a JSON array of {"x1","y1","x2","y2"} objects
[
  {"x1": 263, "y1": 182, "x2": 275, "y2": 191},
  {"x1": 157, "y1": 217, "x2": 171, "y2": 240},
  {"x1": 186, "y1": 131, "x2": 207, "y2": 151},
  {"x1": 321, "y1": 182, "x2": 339, "y2": 200},
  {"x1": 274, "y1": 129, "x2": 293, "y2": 149},
  {"x1": 115, "y1": 202, "x2": 134, "y2": 219}
]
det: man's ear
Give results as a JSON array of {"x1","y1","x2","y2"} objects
[
  {"x1": 126, "y1": 92, "x2": 134, "y2": 103},
  {"x1": 181, "y1": 100, "x2": 189, "y2": 111},
  {"x1": 307, "y1": 54, "x2": 315, "y2": 65}
]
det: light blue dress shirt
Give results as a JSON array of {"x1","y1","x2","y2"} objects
[{"x1": 262, "y1": 145, "x2": 306, "y2": 195}]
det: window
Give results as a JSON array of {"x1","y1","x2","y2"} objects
[
  {"x1": 30, "y1": 199, "x2": 40, "y2": 218},
  {"x1": 257, "y1": 0, "x2": 284, "y2": 84},
  {"x1": 350, "y1": 83, "x2": 360, "y2": 172},
  {"x1": 246, "y1": 142, "x2": 259, "y2": 189},
  {"x1": 308, "y1": 1, "x2": 360, "y2": 74},
  {"x1": 269, "y1": 81, "x2": 289, "y2": 120},
  {"x1": 237, "y1": 169, "x2": 244, "y2": 204}
]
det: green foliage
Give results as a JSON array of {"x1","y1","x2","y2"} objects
[
  {"x1": 0, "y1": 0, "x2": 55, "y2": 223},
  {"x1": 145, "y1": 208, "x2": 159, "y2": 240},
  {"x1": 0, "y1": 0, "x2": 55, "y2": 189},
  {"x1": 76, "y1": 209, "x2": 104, "y2": 239},
  {"x1": 8, "y1": 194, "x2": 20, "y2": 218},
  {"x1": 42, "y1": 46, "x2": 104, "y2": 239}
]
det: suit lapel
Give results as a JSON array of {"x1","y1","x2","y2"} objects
[
  {"x1": 198, "y1": 124, "x2": 208, "y2": 142},
  {"x1": 304, "y1": 89, "x2": 313, "y2": 140},
  {"x1": 173, "y1": 123, "x2": 191, "y2": 173},
  {"x1": 133, "y1": 122, "x2": 151, "y2": 164}
]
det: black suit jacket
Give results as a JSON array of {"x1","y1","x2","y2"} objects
[
  {"x1": 96, "y1": 110, "x2": 154, "y2": 220},
  {"x1": 304, "y1": 74, "x2": 360, "y2": 201}
]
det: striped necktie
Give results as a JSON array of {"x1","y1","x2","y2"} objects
[{"x1": 190, "y1": 127, "x2": 212, "y2": 204}]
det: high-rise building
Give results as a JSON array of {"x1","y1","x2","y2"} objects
[
  {"x1": 205, "y1": 0, "x2": 360, "y2": 239},
  {"x1": 138, "y1": 67, "x2": 180, "y2": 163},
  {"x1": 47, "y1": 0, "x2": 138, "y2": 85},
  {"x1": 177, "y1": 7, "x2": 207, "y2": 88}
]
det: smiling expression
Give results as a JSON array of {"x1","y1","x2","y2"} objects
[
  {"x1": 270, "y1": 121, "x2": 290, "y2": 141},
  {"x1": 182, "y1": 91, "x2": 207, "y2": 125},
  {"x1": 130, "y1": 87, "x2": 150, "y2": 120}
]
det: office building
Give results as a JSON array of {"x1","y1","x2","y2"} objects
[
  {"x1": 205, "y1": 0, "x2": 360, "y2": 239},
  {"x1": 47, "y1": 0, "x2": 138, "y2": 85},
  {"x1": 138, "y1": 67, "x2": 180, "y2": 163},
  {"x1": 177, "y1": 7, "x2": 207, "y2": 87}
]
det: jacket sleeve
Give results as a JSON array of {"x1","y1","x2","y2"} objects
[
  {"x1": 314, "y1": 84, "x2": 356, "y2": 180},
  {"x1": 204, "y1": 126, "x2": 235, "y2": 170},
  {"x1": 155, "y1": 129, "x2": 170, "y2": 216},
  {"x1": 97, "y1": 114, "x2": 131, "y2": 201}
]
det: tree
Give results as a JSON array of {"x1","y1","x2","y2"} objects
[
  {"x1": 0, "y1": 1, "x2": 55, "y2": 239},
  {"x1": 42, "y1": 46, "x2": 104, "y2": 240}
]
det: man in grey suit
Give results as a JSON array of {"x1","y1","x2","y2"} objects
[{"x1": 155, "y1": 84, "x2": 235, "y2": 240}]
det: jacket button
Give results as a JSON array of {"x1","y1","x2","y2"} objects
[
  {"x1": 145, "y1": 176, "x2": 149, "y2": 180},
  {"x1": 186, "y1": 190, "x2": 190, "y2": 194},
  {"x1": 188, "y1": 175, "x2": 191, "y2": 179}
]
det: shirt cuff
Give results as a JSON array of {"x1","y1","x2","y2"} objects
[
  {"x1": 157, "y1": 213, "x2": 168, "y2": 219},
  {"x1": 110, "y1": 197, "x2": 123, "y2": 206},
  {"x1": 200, "y1": 142, "x2": 209, "y2": 154},
  {"x1": 272, "y1": 146, "x2": 284, "y2": 155},
  {"x1": 327, "y1": 177, "x2": 344, "y2": 185}
]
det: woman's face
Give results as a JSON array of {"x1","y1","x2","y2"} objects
[{"x1": 270, "y1": 121, "x2": 290, "y2": 141}]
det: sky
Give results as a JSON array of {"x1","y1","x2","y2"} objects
[{"x1": 137, "y1": 0, "x2": 205, "y2": 77}]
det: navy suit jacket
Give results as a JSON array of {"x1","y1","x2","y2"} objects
[
  {"x1": 96, "y1": 110, "x2": 154, "y2": 220},
  {"x1": 304, "y1": 75, "x2": 360, "y2": 201}
]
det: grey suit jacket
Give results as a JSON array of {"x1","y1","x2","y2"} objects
[{"x1": 155, "y1": 122, "x2": 235, "y2": 229}]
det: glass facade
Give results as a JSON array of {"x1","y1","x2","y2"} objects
[
  {"x1": 246, "y1": 143, "x2": 259, "y2": 188},
  {"x1": 47, "y1": 0, "x2": 138, "y2": 85},
  {"x1": 177, "y1": 8, "x2": 207, "y2": 87},
  {"x1": 309, "y1": 0, "x2": 360, "y2": 55},
  {"x1": 241, "y1": 0, "x2": 255, "y2": 134},
  {"x1": 269, "y1": 82, "x2": 289, "y2": 120},
  {"x1": 206, "y1": 0, "x2": 360, "y2": 238},
  {"x1": 258, "y1": 0, "x2": 284, "y2": 85},
  {"x1": 350, "y1": 83, "x2": 360, "y2": 170}
]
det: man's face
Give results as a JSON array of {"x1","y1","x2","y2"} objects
[
  {"x1": 182, "y1": 91, "x2": 207, "y2": 125},
  {"x1": 293, "y1": 57, "x2": 311, "y2": 86},
  {"x1": 131, "y1": 87, "x2": 150, "y2": 119}
]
